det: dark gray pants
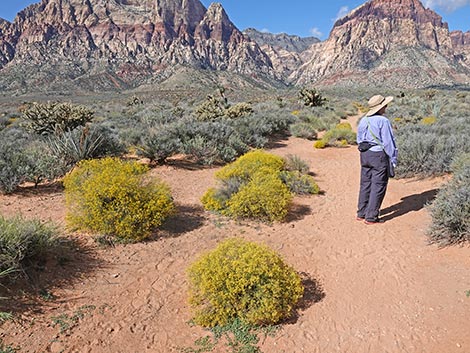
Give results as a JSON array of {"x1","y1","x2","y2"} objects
[{"x1": 357, "y1": 150, "x2": 389, "y2": 222}]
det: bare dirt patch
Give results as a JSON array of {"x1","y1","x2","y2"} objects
[{"x1": 1, "y1": 136, "x2": 469, "y2": 353}]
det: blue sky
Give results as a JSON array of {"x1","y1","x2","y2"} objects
[{"x1": 1, "y1": 0, "x2": 470, "y2": 39}]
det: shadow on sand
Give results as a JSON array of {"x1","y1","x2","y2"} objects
[
  {"x1": 0, "y1": 237, "x2": 104, "y2": 316},
  {"x1": 381, "y1": 189, "x2": 439, "y2": 222},
  {"x1": 286, "y1": 204, "x2": 312, "y2": 222},
  {"x1": 286, "y1": 272, "x2": 326, "y2": 324},
  {"x1": 158, "y1": 204, "x2": 206, "y2": 237}
]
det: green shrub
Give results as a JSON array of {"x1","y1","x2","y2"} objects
[
  {"x1": 279, "y1": 171, "x2": 320, "y2": 195},
  {"x1": 21, "y1": 102, "x2": 94, "y2": 135},
  {"x1": 183, "y1": 136, "x2": 219, "y2": 165},
  {"x1": 306, "y1": 108, "x2": 341, "y2": 131},
  {"x1": 136, "y1": 125, "x2": 183, "y2": 164},
  {"x1": 0, "y1": 140, "x2": 30, "y2": 194},
  {"x1": 201, "y1": 188, "x2": 226, "y2": 213},
  {"x1": 284, "y1": 154, "x2": 310, "y2": 174},
  {"x1": 428, "y1": 158, "x2": 470, "y2": 246},
  {"x1": 63, "y1": 157, "x2": 174, "y2": 242},
  {"x1": 23, "y1": 140, "x2": 68, "y2": 186},
  {"x1": 201, "y1": 178, "x2": 243, "y2": 214},
  {"x1": 451, "y1": 153, "x2": 470, "y2": 173},
  {"x1": 188, "y1": 238, "x2": 304, "y2": 327},
  {"x1": 46, "y1": 124, "x2": 124, "y2": 168},
  {"x1": 227, "y1": 172, "x2": 292, "y2": 222},
  {"x1": 289, "y1": 122, "x2": 318, "y2": 140},
  {"x1": 395, "y1": 118, "x2": 469, "y2": 178},
  {"x1": 177, "y1": 120, "x2": 249, "y2": 165},
  {"x1": 0, "y1": 216, "x2": 58, "y2": 273}
]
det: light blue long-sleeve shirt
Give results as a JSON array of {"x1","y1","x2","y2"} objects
[{"x1": 357, "y1": 114, "x2": 398, "y2": 166}]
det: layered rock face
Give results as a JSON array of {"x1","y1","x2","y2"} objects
[
  {"x1": 243, "y1": 28, "x2": 320, "y2": 78},
  {"x1": 0, "y1": 0, "x2": 274, "y2": 91},
  {"x1": 451, "y1": 30, "x2": 470, "y2": 64},
  {"x1": 293, "y1": 0, "x2": 470, "y2": 87}
]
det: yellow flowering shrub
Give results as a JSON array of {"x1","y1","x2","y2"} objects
[
  {"x1": 352, "y1": 101, "x2": 369, "y2": 113},
  {"x1": 63, "y1": 157, "x2": 174, "y2": 242},
  {"x1": 314, "y1": 122, "x2": 356, "y2": 149},
  {"x1": 314, "y1": 140, "x2": 326, "y2": 149},
  {"x1": 421, "y1": 116, "x2": 437, "y2": 125},
  {"x1": 201, "y1": 188, "x2": 225, "y2": 213},
  {"x1": 188, "y1": 238, "x2": 304, "y2": 327},
  {"x1": 215, "y1": 149, "x2": 284, "y2": 182},
  {"x1": 335, "y1": 122, "x2": 353, "y2": 130},
  {"x1": 227, "y1": 172, "x2": 292, "y2": 222}
]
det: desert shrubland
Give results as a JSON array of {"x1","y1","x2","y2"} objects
[
  {"x1": 202, "y1": 150, "x2": 319, "y2": 222},
  {"x1": 187, "y1": 238, "x2": 304, "y2": 327},
  {"x1": 63, "y1": 157, "x2": 175, "y2": 242}
]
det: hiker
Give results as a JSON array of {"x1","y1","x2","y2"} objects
[{"x1": 356, "y1": 95, "x2": 398, "y2": 225}]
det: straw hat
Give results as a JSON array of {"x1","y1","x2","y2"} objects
[{"x1": 365, "y1": 95, "x2": 394, "y2": 117}]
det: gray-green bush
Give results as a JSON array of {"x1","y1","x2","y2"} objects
[
  {"x1": 395, "y1": 117, "x2": 470, "y2": 177},
  {"x1": 428, "y1": 157, "x2": 470, "y2": 246},
  {"x1": 0, "y1": 216, "x2": 59, "y2": 273},
  {"x1": 46, "y1": 124, "x2": 125, "y2": 168}
]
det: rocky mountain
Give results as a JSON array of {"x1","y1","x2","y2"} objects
[
  {"x1": 292, "y1": 0, "x2": 470, "y2": 88},
  {"x1": 242, "y1": 28, "x2": 320, "y2": 78},
  {"x1": 2, "y1": 0, "x2": 470, "y2": 91},
  {"x1": 243, "y1": 28, "x2": 320, "y2": 53},
  {"x1": 450, "y1": 30, "x2": 470, "y2": 64},
  {"x1": 0, "y1": 0, "x2": 276, "y2": 92}
]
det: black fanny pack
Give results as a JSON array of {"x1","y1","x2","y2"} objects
[{"x1": 358, "y1": 141, "x2": 376, "y2": 152}]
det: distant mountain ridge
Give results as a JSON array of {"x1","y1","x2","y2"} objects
[
  {"x1": 291, "y1": 0, "x2": 470, "y2": 87},
  {"x1": 242, "y1": 28, "x2": 320, "y2": 53},
  {"x1": 0, "y1": 0, "x2": 275, "y2": 92},
  {"x1": 2, "y1": 0, "x2": 470, "y2": 91}
]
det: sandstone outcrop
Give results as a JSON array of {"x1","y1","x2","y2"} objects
[
  {"x1": 292, "y1": 0, "x2": 470, "y2": 87},
  {"x1": 0, "y1": 0, "x2": 274, "y2": 91}
]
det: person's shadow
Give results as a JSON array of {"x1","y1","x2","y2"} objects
[{"x1": 381, "y1": 189, "x2": 439, "y2": 222}]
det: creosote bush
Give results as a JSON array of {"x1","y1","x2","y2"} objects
[
  {"x1": 63, "y1": 157, "x2": 174, "y2": 242},
  {"x1": 188, "y1": 238, "x2": 304, "y2": 327}
]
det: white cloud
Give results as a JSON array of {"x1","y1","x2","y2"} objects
[
  {"x1": 424, "y1": 0, "x2": 470, "y2": 12},
  {"x1": 310, "y1": 27, "x2": 323, "y2": 38},
  {"x1": 334, "y1": 6, "x2": 350, "y2": 22},
  {"x1": 260, "y1": 28, "x2": 270, "y2": 33}
]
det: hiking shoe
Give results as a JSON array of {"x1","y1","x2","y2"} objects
[{"x1": 364, "y1": 218, "x2": 384, "y2": 225}]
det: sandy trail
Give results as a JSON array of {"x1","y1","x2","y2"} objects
[{"x1": 1, "y1": 134, "x2": 469, "y2": 353}]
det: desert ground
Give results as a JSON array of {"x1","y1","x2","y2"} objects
[{"x1": 1, "y1": 116, "x2": 469, "y2": 353}]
